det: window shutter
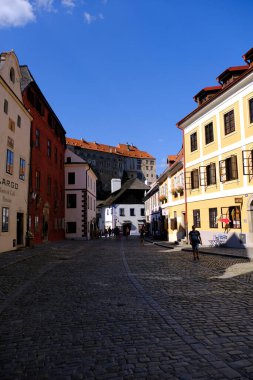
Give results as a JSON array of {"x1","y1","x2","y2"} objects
[
  {"x1": 231, "y1": 155, "x2": 238, "y2": 180},
  {"x1": 199, "y1": 166, "x2": 207, "y2": 187},
  {"x1": 219, "y1": 160, "x2": 226, "y2": 182},
  {"x1": 184, "y1": 172, "x2": 192, "y2": 190}
]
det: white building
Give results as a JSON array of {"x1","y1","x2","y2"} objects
[
  {"x1": 65, "y1": 149, "x2": 97, "y2": 240},
  {"x1": 143, "y1": 180, "x2": 160, "y2": 236},
  {"x1": 0, "y1": 51, "x2": 32, "y2": 253},
  {"x1": 98, "y1": 178, "x2": 149, "y2": 235}
]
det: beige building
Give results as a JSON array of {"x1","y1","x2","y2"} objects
[
  {"x1": 0, "y1": 51, "x2": 32, "y2": 253},
  {"x1": 177, "y1": 47, "x2": 253, "y2": 251},
  {"x1": 65, "y1": 149, "x2": 97, "y2": 240}
]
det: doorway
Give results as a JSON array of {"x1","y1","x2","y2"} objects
[
  {"x1": 42, "y1": 205, "x2": 49, "y2": 241},
  {"x1": 16, "y1": 213, "x2": 24, "y2": 245}
]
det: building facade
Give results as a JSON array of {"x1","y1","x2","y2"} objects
[
  {"x1": 21, "y1": 66, "x2": 66, "y2": 244},
  {"x1": 0, "y1": 51, "x2": 32, "y2": 253},
  {"x1": 66, "y1": 138, "x2": 156, "y2": 199},
  {"x1": 159, "y1": 151, "x2": 186, "y2": 242},
  {"x1": 144, "y1": 150, "x2": 186, "y2": 242},
  {"x1": 65, "y1": 149, "x2": 97, "y2": 240},
  {"x1": 177, "y1": 47, "x2": 253, "y2": 249},
  {"x1": 98, "y1": 178, "x2": 149, "y2": 235}
]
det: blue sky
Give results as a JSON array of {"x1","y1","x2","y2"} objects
[{"x1": 1, "y1": 0, "x2": 253, "y2": 174}]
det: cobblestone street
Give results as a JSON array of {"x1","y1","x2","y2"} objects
[{"x1": 1, "y1": 238, "x2": 253, "y2": 379}]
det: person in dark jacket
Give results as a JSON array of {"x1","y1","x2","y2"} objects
[{"x1": 189, "y1": 225, "x2": 202, "y2": 261}]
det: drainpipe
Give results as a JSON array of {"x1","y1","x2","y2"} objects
[
  {"x1": 26, "y1": 120, "x2": 33, "y2": 245},
  {"x1": 182, "y1": 129, "x2": 189, "y2": 244},
  {"x1": 86, "y1": 164, "x2": 91, "y2": 239}
]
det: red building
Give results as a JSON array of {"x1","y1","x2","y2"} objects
[{"x1": 20, "y1": 66, "x2": 66, "y2": 244}]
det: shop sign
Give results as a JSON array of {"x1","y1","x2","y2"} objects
[
  {"x1": 0, "y1": 177, "x2": 19, "y2": 189},
  {"x1": 234, "y1": 197, "x2": 243, "y2": 204}
]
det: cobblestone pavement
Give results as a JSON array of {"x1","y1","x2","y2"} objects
[{"x1": 0, "y1": 238, "x2": 253, "y2": 379}]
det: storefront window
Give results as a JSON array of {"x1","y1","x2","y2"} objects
[{"x1": 2, "y1": 207, "x2": 9, "y2": 232}]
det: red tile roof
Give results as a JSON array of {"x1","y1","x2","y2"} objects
[
  {"x1": 66, "y1": 137, "x2": 154, "y2": 159},
  {"x1": 216, "y1": 65, "x2": 249, "y2": 83},
  {"x1": 193, "y1": 86, "x2": 222, "y2": 101}
]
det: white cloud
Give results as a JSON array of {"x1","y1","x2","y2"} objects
[
  {"x1": 61, "y1": 0, "x2": 75, "y2": 9},
  {"x1": 83, "y1": 11, "x2": 104, "y2": 24},
  {"x1": 0, "y1": 0, "x2": 35, "y2": 28},
  {"x1": 83, "y1": 12, "x2": 95, "y2": 24},
  {"x1": 35, "y1": 0, "x2": 54, "y2": 12}
]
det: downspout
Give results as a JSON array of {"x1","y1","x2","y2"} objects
[
  {"x1": 182, "y1": 129, "x2": 189, "y2": 243},
  {"x1": 86, "y1": 164, "x2": 91, "y2": 239},
  {"x1": 26, "y1": 120, "x2": 33, "y2": 245}
]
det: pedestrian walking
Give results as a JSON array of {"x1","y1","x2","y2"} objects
[
  {"x1": 125, "y1": 226, "x2": 130, "y2": 238},
  {"x1": 189, "y1": 225, "x2": 202, "y2": 261},
  {"x1": 140, "y1": 225, "x2": 145, "y2": 245}
]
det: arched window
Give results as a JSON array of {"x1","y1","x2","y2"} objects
[{"x1": 10, "y1": 67, "x2": 15, "y2": 83}]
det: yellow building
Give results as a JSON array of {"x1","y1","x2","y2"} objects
[{"x1": 177, "y1": 47, "x2": 253, "y2": 250}]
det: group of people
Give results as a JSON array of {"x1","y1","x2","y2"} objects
[{"x1": 100, "y1": 224, "x2": 202, "y2": 259}]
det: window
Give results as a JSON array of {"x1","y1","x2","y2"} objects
[
  {"x1": 249, "y1": 99, "x2": 253, "y2": 124},
  {"x1": 120, "y1": 208, "x2": 125, "y2": 216},
  {"x1": 54, "y1": 181, "x2": 58, "y2": 199},
  {"x1": 193, "y1": 209, "x2": 201, "y2": 228},
  {"x1": 17, "y1": 115, "x2": 21, "y2": 128},
  {"x1": 47, "y1": 176, "x2": 51, "y2": 195},
  {"x1": 67, "y1": 194, "x2": 76, "y2": 208},
  {"x1": 4, "y1": 99, "x2": 8, "y2": 114},
  {"x1": 130, "y1": 208, "x2": 135, "y2": 216},
  {"x1": 209, "y1": 208, "x2": 218, "y2": 228},
  {"x1": 191, "y1": 169, "x2": 199, "y2": 189},
  {"x1": 19, "y1": 158, "x2": 25, "y2": 180},
  {"x1": 27, "y1": 88, "x2": 35, "y2": 106},
  {"x1": 10, "y1": 67, "x2": 15, "y2": 83},
  {"x1": 206, "y1": 163, "x2": 216, "y2": 186},
  {"x1": 242, "y1": 149, "x2": 253, "y2": 179},
  {"x1": 140, "y1": 208, "x2": 145, "y2": 216},
  {"x1": 35, "y1": 170, "x2": 40, "y2": 191},
  {"x1": 66, "y1": 222, "x2": 76, "y2": 233},
  {"x1": 68, "y1": 172, "x2": 75, "y2": 184},
  {"x1": 205, "y1": 122, "x2": 214, "y2": 144},
  {"x1": 219, "y1": 156, "x2": 238, "y2": 182},
  {"x1": 35, "y1": 216, "x2": 39, "y2": 232},
  {"x1": 224, "y1": 110, "x2": 235, "y2": 135},
  {"x1": 2, "y1": 207, "x2": 9, "y2": 232},
  {"x1": 6, "y1": 149, "x2": 14, "y2": 174},
  {"x1": 190, "y1": 132, "x2": 197, "y2": 152},
  {"x1": 54, "y1": 147, "x2": 58, "y2": 164},
  {"x1": 47, "y1": 140, "x2": 51, "y2": 157},
  {"x1": 9, "y1": 118, "x2": 15, "y2": 132},
  {"x1": 35, "y1": 129, "x2": 40, "y2": 148}
]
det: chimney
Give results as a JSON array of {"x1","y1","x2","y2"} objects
[{"x1": 111, "y1": 179, "x2": 121, "y2": 193}]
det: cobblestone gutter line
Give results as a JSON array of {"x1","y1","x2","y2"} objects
[
  {"x1": 121, "y1": 243, "x2": 242, "y2": 379},
  {"x1": 0, "y1": 262, "x2": 58, "y2": 315}
]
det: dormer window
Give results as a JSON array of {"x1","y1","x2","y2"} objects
[{"x1": 10, "y1": 67, "x2": 15, "y2": 83}]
